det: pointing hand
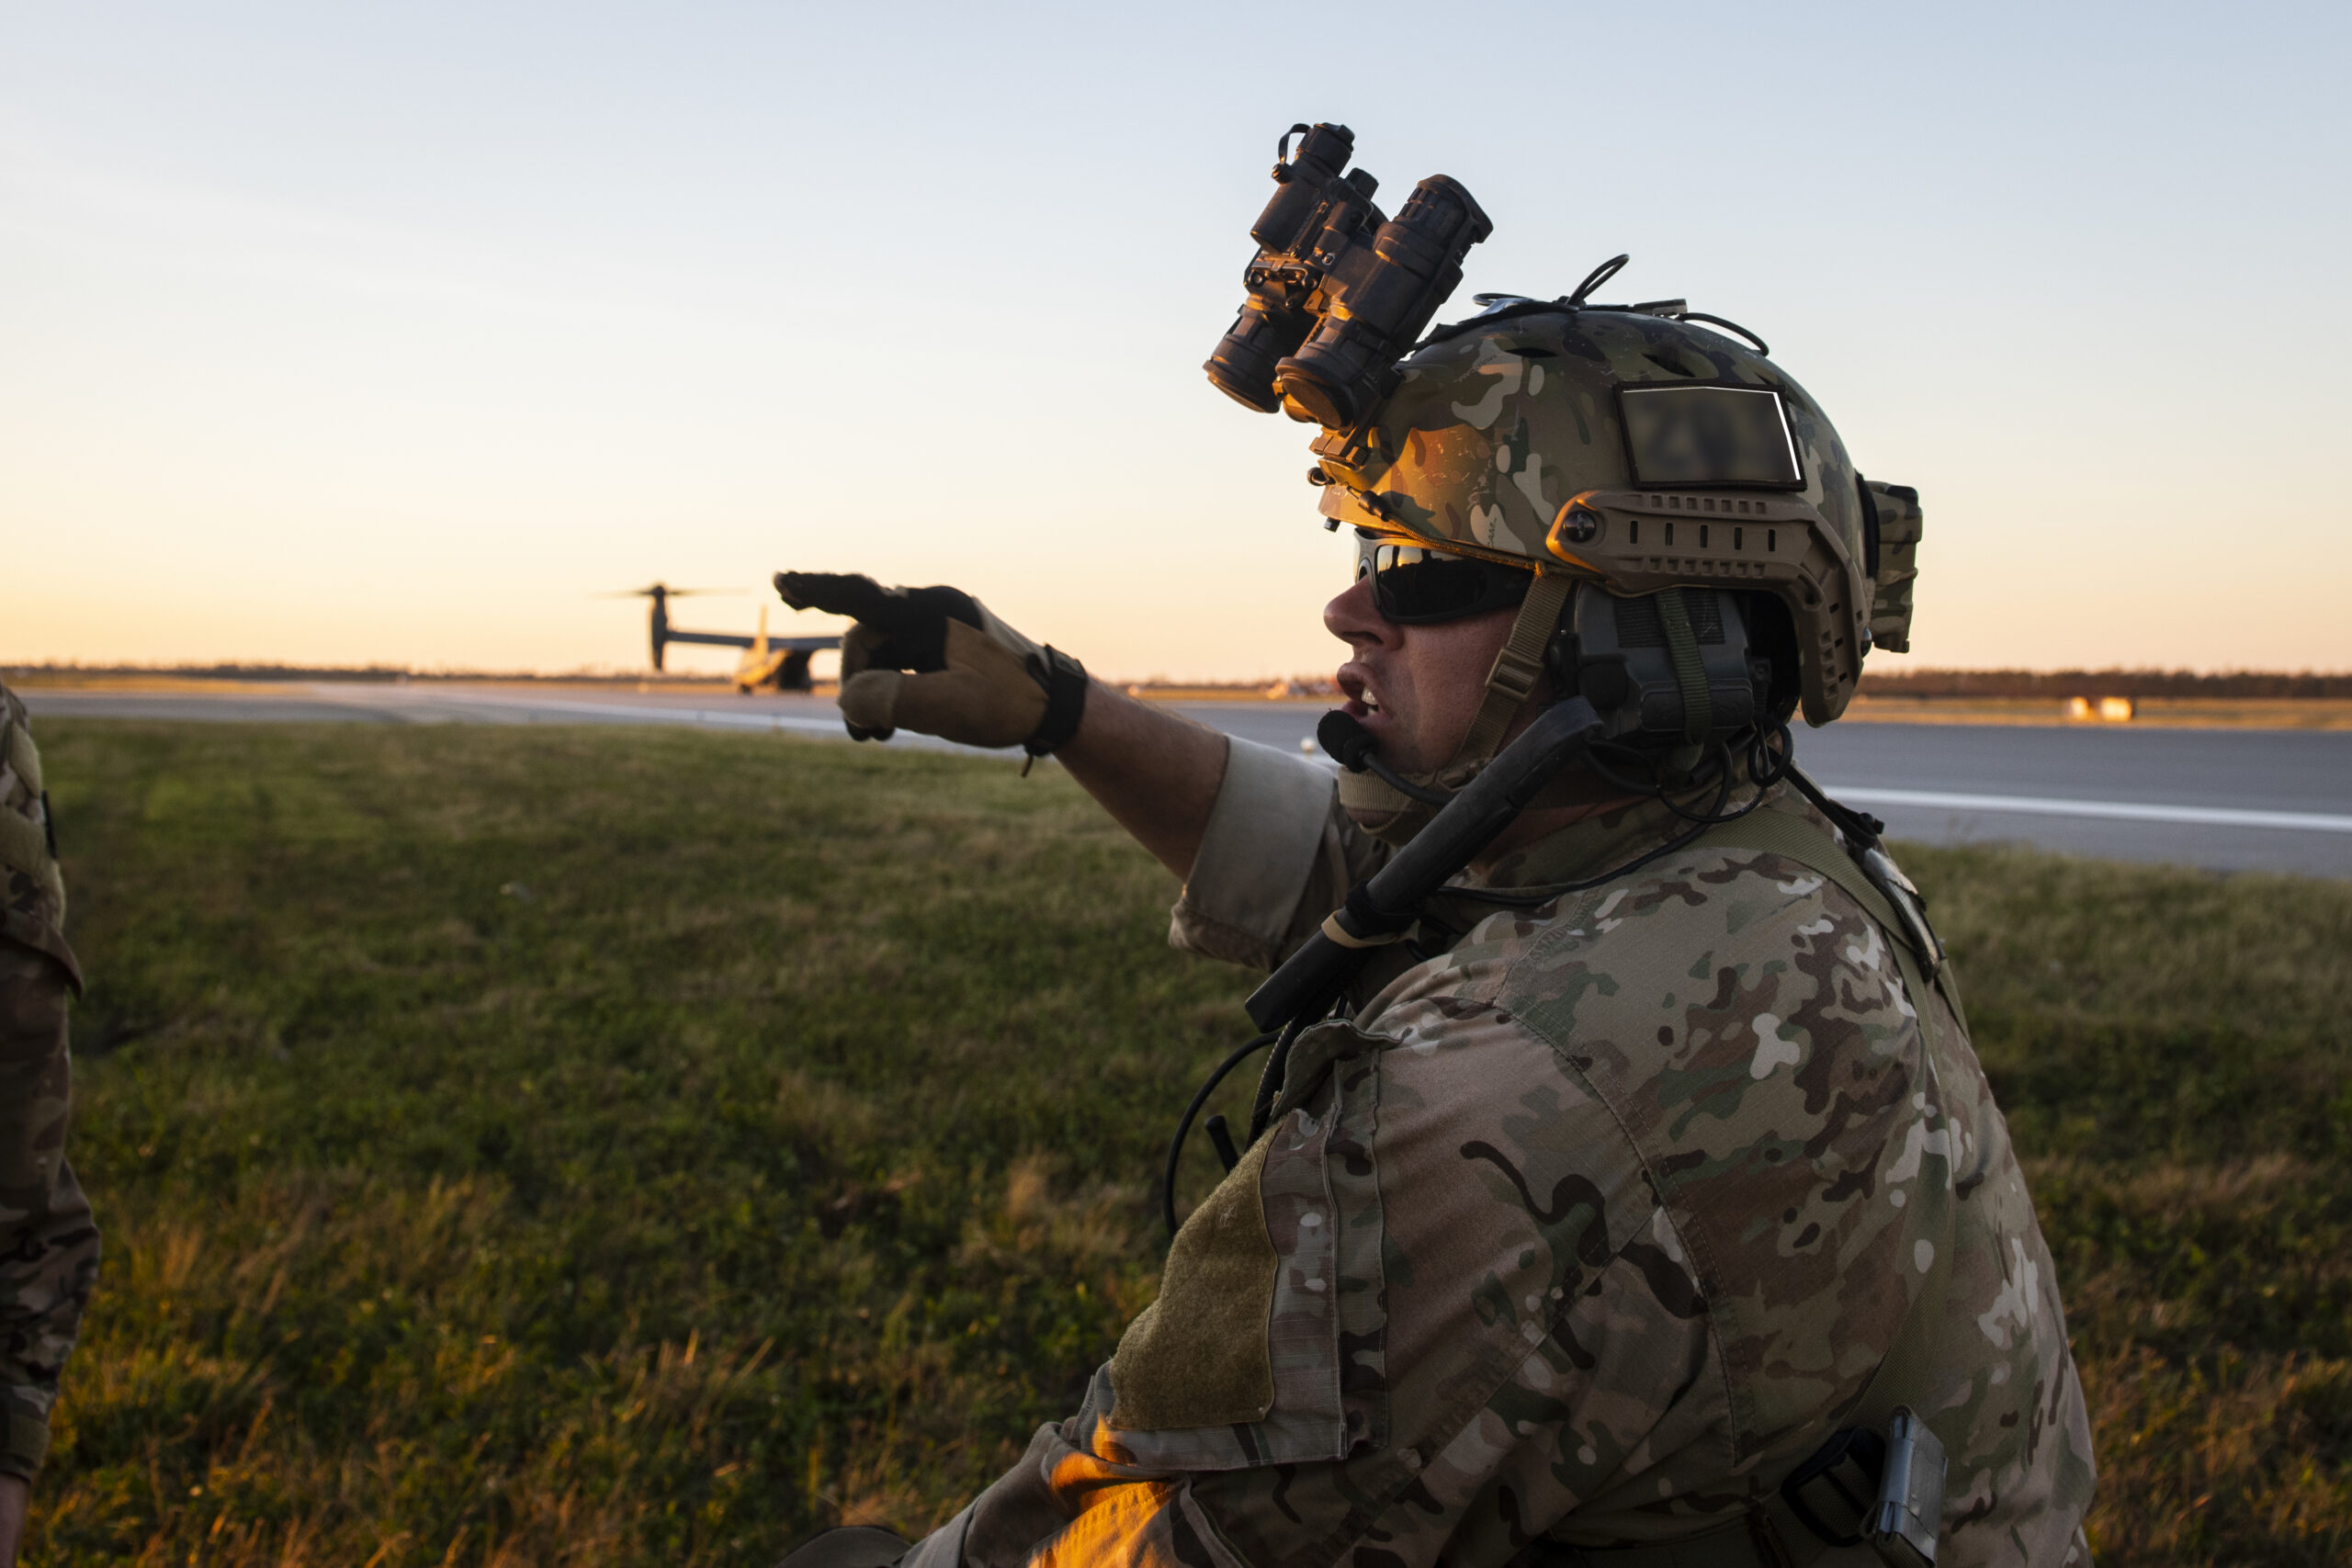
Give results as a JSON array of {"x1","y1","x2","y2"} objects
[{"x1": 774, "y1": 572, "x2": 1088, "y2": 755}]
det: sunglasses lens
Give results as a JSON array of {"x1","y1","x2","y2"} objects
[{"x1": 1361, "y1": 542, "x2": 1532, "y2": 623}]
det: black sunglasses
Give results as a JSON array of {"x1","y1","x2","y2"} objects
[{"x1": 1354, "y1": 535, "x2": 1534, "y2": 625}]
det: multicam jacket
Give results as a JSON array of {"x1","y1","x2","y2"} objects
[
  {"x1": 0, "y1": 681, "x2": 98, "y2": 1483},
  {"x1": 906, "y1": 738, "x2": 2094, "y2": 1568}
]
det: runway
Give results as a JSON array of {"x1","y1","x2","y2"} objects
[{"x1": 25, "y1": 682, "x2": 2352, "y2": 878}]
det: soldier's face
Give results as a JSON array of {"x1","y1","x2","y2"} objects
[{"x1": 1325, "y1": 572, "x2": 1523, "y2": 777}]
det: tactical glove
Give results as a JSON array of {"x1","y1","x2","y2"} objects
[{"x1": 773, "y1": 572, "x2": 1089, "y2": 755}]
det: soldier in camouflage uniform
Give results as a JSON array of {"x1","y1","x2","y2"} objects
[
  {"x1": 775, "y1": 288, "x2": 2095, "y2": 1566},
  {"x1": 0, "y1": 681, "x2": 99, "y2": 1563}
]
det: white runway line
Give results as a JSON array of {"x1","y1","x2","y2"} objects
[
  {"x1": 305, "y1": 684, "x2": 849, "y2": 736},
  {"x1": 1830, "y1": 786, "x2": 2352, "y2": 835}
]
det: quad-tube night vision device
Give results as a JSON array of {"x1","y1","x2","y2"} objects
[{"x1": 1204, "y1": 122, "x2": 1492, "y2": 430}]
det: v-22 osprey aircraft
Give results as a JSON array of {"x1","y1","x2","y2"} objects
[{"x1": 614, "y1": 584, "x2": 841, "y2": 693}]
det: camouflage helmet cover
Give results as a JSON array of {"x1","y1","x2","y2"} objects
[{"x1": 1309, "y1": 308, "x2": 1919, "y2": 725}]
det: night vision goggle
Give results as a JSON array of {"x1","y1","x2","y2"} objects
[{"x1": 1354, "y1": 533, "x2": 1534, "y2": 625}]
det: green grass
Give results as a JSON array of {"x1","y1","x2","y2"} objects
[{"x1": 20, "y1": 722, "x2": 2352, "y2": 1565}]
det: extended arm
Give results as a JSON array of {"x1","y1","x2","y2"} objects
[
  {"x1": 1052, "y1": 681, "x2": 1227, "y2": 880},
  {"x1": 772, "y1": 573, "x2": 1228, "y2": 880}
]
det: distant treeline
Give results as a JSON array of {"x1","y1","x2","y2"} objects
[{"x1": 1858, "y1": 669, "x2": 2352, "y2": 700}]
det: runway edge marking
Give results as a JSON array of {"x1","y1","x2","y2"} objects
[{"x1": 1830, "y1": 786, "x2": 2352, "y2": 835}]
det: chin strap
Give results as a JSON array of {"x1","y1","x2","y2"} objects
[
  {"x1": 1461, "y1": 570, "x2": 1574, "y2": 761},
  {"x1": 1335, "y1": 571, "x2": 1575, "y2": 846},
  {"x1": 1654, "y1": 586, "x2": 1713, "y2": 780}
]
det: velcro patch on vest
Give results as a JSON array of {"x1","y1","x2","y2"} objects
[{"x1": 1109, "y1": 1139, "x2": 1278, "y2": 1431}]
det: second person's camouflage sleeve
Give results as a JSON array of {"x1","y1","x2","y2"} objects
[
  {"x1": 0, "y1": 942, "x2": 97, "y2": 1483},
  {"x1": 1, "y1": 683, "x2": 100, "y2": 1483}
]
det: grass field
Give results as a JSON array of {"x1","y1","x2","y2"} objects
[{"x1": 20, "y1": 721, "x2": 2352, "y2": 1565}]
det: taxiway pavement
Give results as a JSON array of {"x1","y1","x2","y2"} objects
[{"x1": 25, "y1": 682, "x2": 2352, "y2": 878}]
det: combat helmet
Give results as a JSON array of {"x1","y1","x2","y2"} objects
[{"x1": 1302, "y1": 260, "x2": 1924, "y2": 828}]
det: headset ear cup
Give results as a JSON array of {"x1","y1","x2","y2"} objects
[
  {"x1": 1743, "y1": 592, "x2": 1804, "y2": 723},
  {"x1": 1543, "y1": 598, "x2": 1579, "y2": 694}
]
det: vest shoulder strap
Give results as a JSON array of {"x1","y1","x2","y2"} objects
[{"x1": 1693, "y1": 807, "x2": 1962, "y2": 1043}]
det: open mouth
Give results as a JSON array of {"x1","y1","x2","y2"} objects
[{"x1": 1338, "y1": 670, "x2": 1384, "y2": 721}]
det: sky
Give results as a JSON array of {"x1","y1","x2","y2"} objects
[{"x1": 4, "y1": 1, "x2": 2348, "y2": 681}]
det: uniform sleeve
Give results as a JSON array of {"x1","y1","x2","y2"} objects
[
  {"x1": 0, "y1": 688, "x2": 100, "y2": 1483},
  {"x1": 1168, "y1": 739, "x2": 1385, "y2": 971},
  {"x1": 0, "y1": 941, "x2": 99, "y2": 1483},
  {"x1": 907, "y1": 977, "x2": 1730, "y2": 1568}
]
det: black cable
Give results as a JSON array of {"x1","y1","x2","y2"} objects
[
  {"x1": 1321, "y1": 710, "x2": 1454, "y2": 806},
  {"x1": 1578, "y1": 739, "x2": 1676, "y2": 799},
  {"x1": 1656, "y1": 739, "x2": 1743, "y2": 824},
  {"x1": 1161, "y1": 1031, "x2": 1277, "y2": 1239},
  {"x1": 1411, "y1": 267, "x2": 1773, "y2": 364},
  {"x1": 1746, "y1": 719, "x2": 1794, "y2": 789},
  {"x1": 1363, "y1": 750, "x2": 1453, "y2": 807},
  {"x1": 1247, "y1": 1010, "x2": 1314, "y2": 1146},
  {"x1": 1676, "y1": 311, "x2": 1770, "y2": 356},
  {"x1": 1581, "y1": 734, "x2": 1736, "y2": 820},
  {"x1": 1568, "y1": 254, "x2": 1632, "y2": 305},
  {"x1": 1657, "y1": 723, "x2": 1792, "y2": 826},
  {"x1": 1782, "y1": 761, "x2": 1888, "y2": 847},
  {"x1": 1419, "y1": 720, "x2": 1792, "y2": 912},
  {"x1": 1418, "y1": 298, "x2": 1734, "y2": 353}
]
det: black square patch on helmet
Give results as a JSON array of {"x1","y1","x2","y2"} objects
[{"x1": 1619, "y1": 385, "x2": 1804, "y2": 488}]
